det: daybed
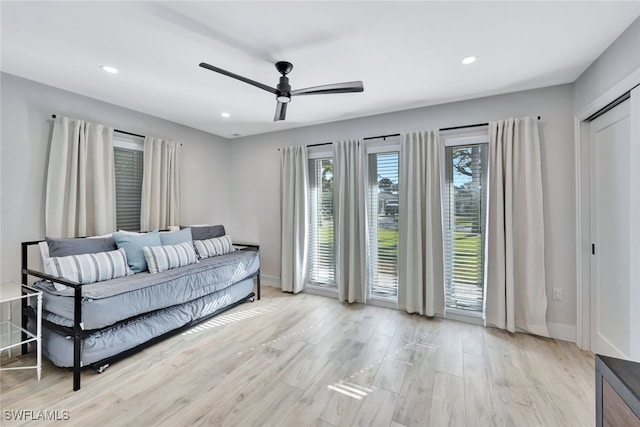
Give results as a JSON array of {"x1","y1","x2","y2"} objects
[{"x1": 20, "y1": 225, "x2": 260, "y2": 391}]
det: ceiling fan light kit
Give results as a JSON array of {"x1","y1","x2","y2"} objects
[{"x1": 199, "y1": 60, "x2": 364, "y2": 121}]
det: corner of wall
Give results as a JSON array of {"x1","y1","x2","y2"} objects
[
  {"x1": 573, "y1": 16, "x2": 640, "y2": 113},
  {"x1": 261, "y1": 275, "x2": 281, "y2": 288},
  {"x1": 547, "y1": 322, "x2": 577, "y2": 343}
]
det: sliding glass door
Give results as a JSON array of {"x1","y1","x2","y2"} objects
[
  {"x1": 443, "y1": 135, "x2": 488, "y2": 315},
  {"x1": 368, "y1": 149, "x2": 400, "y2": 300},
  {"x1": 308, "y1": 156, "x2": 336, "y2": 288}
]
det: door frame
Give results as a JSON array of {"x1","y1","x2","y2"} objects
[{"x1": 574, "y1": 66, "x2": 640, "y2": 350}]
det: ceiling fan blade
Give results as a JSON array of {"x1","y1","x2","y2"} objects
[
  {"x1": 274, "y1": 102, "x2": 287, "y2": 121},
  {"x1": 199, "y1": 62, "x2": 277, "y2": 95},
  {"x1": 154, "y1": 4, "x2": 275, "y2": 64},
  {"x1": 290, "y1": 81, "x2": 364, "y2": 96}
]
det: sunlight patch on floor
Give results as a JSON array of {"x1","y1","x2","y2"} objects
[
  {"x1": 182, "y1": 305, "x2": 279, "y2": 335},
  {"x1": 337, "y1": 337, "x2": 440, "y2": 389},
  {"x1": 327, "y1": 381, "x2": 373, "y2": 400}
]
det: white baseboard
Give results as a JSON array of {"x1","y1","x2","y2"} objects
[
  {"x1": 547, "y1": 322, "x2": 576, "y2": 343},
  {"x1": 595, "y1": 333, "x2": 627, "y2": 359},
  {"x1": 303, "y1": 286, "x2": 339, "y2": 299},
  {"x1": 260, "y1": 275, "x2": 281, "y2": 288},
  {"x1": 257, "y1": 277, "x2": 578, "y2": 344},
  {"x1": 444, "y1": 311, "x2": 484, "y2": 326},
  {"x1": 368, "y1": 298, "x2": 397, "y2": 310}
]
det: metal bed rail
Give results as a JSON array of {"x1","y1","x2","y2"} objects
[{"x1": 21, "y1": 240, "x2": 261, "y2": 391}]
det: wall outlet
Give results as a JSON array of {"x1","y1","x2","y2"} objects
[{"x1": 552, "y1": 287, "x2": 563, "y2": 301}]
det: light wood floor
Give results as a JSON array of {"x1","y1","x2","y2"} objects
[{"x1": 1, "y1": 287, "x2": 595, "y2": 426}]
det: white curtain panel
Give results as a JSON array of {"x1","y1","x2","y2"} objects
[
  {"x1": 333, "y1": 140, "x2": 369, "y2": 303},
  {"x1": 280, "y1": 146, "x2": 309, "y2": 293},
  {"x1": 45, "y1": 116, "x2": 116, "y2": 238},
  {"x1": 397, "y1": 130, "x2": 445, "y2": 316},
  {"x1": 485, "y1": 117, "x2": 549, "y2": 336},
  {"x1": 141, "y1": 137, "x2": 182, "y2": 231}
]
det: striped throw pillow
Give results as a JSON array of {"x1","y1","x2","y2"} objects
[
  {"x1": 45, "y1": 248, "x2": 134, "y2": 285},
  {"x1": 193, "y1": 235, "x2": 235, "y2": 260},
  {"x1": 142, "y1": 242, "x2": 199, "y2": 274}
]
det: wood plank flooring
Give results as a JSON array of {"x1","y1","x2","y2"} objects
[{"x1": 0, "y1": 287, "x2": 595, "y2": 426}]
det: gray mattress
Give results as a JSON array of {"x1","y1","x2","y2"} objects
[
  {"x1": 30, "y1": 277, "x2": 254, "y2": 367},
  {"x1": 32, "y1": 250, "x2": 259, "y2": 330}
]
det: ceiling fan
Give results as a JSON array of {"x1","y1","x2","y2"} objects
[{"x1": 199, "y1": 61, "x2": 364, "y2": 121}]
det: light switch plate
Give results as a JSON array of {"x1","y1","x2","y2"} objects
[{"x1": 552, "y1": 287, "x2": 563, "y2": 301}]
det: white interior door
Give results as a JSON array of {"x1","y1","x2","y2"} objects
[{"x1": 589, "y1": 99, "x2": 631, "y2": 359}]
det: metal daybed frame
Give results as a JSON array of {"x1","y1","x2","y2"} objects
[{"x1": 20, "y1": 240, "x2": 261, "y2": 391}]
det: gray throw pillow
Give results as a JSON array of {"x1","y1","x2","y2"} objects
[
  {"x1": 46, "y1": 236, "x2": 117, "y2": 257},
  {"x1": 181, "y1": 225, "x2": 226, "y2": 240},
  {"x1": 160, "y1": 227, "x2": 193, "y2": 246}
]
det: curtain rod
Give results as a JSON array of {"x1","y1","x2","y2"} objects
[
  {"x1": 51, "y1": 114, "x2": 146, "y2": 139},
  {"x1": 278, "y1": 116, "x2": 541, "y2": 151},
  {"x1": 301, "y1": 132, "x2": 402, "y2": 150},
  {"x1": 439, "y1": 116, "x2": 541, "y2": 132},
  {"x1": 363, "y1": 133, "x2": 401, "y2": 141}
]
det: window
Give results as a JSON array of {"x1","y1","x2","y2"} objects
[
  {"x1": 368, "y1": 149, "x2": 400, "y2": 299},
  {"x1": 443, "y1": 135, "x2": 488, "y2": 314},
  {"x1": 113, "y1": 136, "x2": 144, "y2": 231},
  {"x1": 308, "y1": 156, "x2": 336, "y2": 287}
]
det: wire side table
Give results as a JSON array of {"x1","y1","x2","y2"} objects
[{"x1": 0, "y1": 281, "x2": 42, "y2": 380}]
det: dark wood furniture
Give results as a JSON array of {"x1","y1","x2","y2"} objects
[{"x1": 596, "y1": 354, "x2": 640, "y2": 427}]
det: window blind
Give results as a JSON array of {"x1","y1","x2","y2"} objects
[
  {"x1": 114, "y1": 146, "x2": 144, "y2": 231},
  {"x1": 368, "y1": 152, "x2": 399, "y2": 298},
  {"x1": 308, "y1": 157, "x2": 336, "y2": 287},
  {"x1": 444, "y1": 144, "x2": 488, "y2": 312}
]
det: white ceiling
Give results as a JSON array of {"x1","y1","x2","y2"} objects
[{"x1": 2, "y1": 1, "x2": 639, "y2": 138}]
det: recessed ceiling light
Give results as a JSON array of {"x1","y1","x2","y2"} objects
[
  {"x1": 462, "y1": 56, "x2": 478, "y2": 65},
  {"x1": 100, "y1": 65, "x2": 118, "y2": 74},
  {"x1": 221, "y1": 112, "x2": 231, "y2": 118}
]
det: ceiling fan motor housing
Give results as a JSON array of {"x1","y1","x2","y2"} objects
[
  {"x1": 276, "y1": 62, "x2": 293, "y2": 101},
  {"x1": 277, "y1": 76, "x2": 291, "y2": 94}
]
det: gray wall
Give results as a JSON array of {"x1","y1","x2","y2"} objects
[
  {"x1": 8, "y1": 10, "x2": 638, "y2": 335},
  {"x1": 574, "y1": 16, "x2": 640, "y2": 112},
  {"x1": 227, "y1": 84, "x2": 577, "y2": 333},
  {"x1": 0, "y1": 73, "x2": 231, "y2": 282}
]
